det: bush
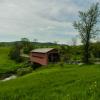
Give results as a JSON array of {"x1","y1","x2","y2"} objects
[{"x1": 17, "y1": 67, "x2": 33, "y2": 76}]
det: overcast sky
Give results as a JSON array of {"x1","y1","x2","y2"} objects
[{"x1": 0, "y1": 0, "x2": 99, "y2": 44}]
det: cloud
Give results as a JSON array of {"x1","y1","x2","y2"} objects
[
  {"x1": 0, "y1": 0, "x2": 99, "y2": 44},
  {"x1": 37, "y1": 0, "x2": 79, "y2": 22}
]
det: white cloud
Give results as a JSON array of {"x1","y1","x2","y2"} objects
[{"x1": 0, "y1": 0, "x2": 99, "y2": 44}]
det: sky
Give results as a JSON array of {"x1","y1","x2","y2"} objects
[{"x1": 0, "y1": 0, "x2": 99, "y2": 44}]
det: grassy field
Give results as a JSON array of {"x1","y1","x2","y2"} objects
[
  {"x1": 0, "y1": 64, "x2": 100, "y2": 100},
  {"x1": 0, "y1": 47, "x2": 22, "y2": 74}
]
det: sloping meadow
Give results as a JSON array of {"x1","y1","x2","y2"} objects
[{"x1": 0, "y1": 64, "x2": 100, "y2": 100}]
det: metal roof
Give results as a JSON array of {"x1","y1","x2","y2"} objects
[{"x1": 30, "y1": 48, "x2": 55, "y2": 53}]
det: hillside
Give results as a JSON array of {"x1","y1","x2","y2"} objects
[
  {"x1": 0, "y1": 47, "x2": 22, "y2": 74},
  {"x1": 0, "y1": 41, "x2": 61, "y2": 48},
  {"x1": 0, "y1": 64, "x2": 100, "y2": 100}
]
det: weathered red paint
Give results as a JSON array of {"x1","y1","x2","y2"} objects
[
  {"x1": 29, "y1": 49, "x2": 59, "y2": 65},
  {"x1": 30, "y1": 52, "x2": 48, "y2": 65}
]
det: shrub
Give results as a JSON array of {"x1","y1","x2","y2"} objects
[{"x1": 17, "y1": 67, "x2": 33, "y2": 76}]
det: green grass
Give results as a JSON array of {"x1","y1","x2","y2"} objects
[
  {"x1": 0, "y1": 64, "x2": 100, "y2": 100},
  {"x1": 0, "y1": 47, "x2": 22, "y2": 74}
]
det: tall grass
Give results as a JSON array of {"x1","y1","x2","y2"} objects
[
  {"x1": 0, "y1": 64, "x2": 100, "y2": 100},
  {"x1": 0, "y1": 47, "x2": 22, "y2": 74}
]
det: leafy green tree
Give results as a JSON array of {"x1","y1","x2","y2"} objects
[
  {"x1": 91, "y1": 42, "x2": 100, "y2": 58},
  {"x1": 21, "y1": 38, "x2": 30, "y2": 46},
  {"x1": 9, "y1": 42, "x2": 23, "y2": 63},
  {"x1": 21, "y1": 38, "x2": 34, "y2": 54},
  {"x1": 60, "y1": 45, "x2": 72, "y2": 62},
  {"x1": 74, "y1": 3, "x2": 100, "y2": 64}
]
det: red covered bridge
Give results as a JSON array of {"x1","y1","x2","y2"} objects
[{"x1": 30, "y1": 48, "x2": 59, "y2": 65}]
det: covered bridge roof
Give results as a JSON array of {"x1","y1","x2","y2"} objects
[{"x1": 30, "y1": 48, "x2": 55, "y2": 53}]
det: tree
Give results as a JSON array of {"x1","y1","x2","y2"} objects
[
  {"x1": 21, "y1": 38, "x2": 30, "y2": 48},
  {"x1": 91, "y1": 42, "x2": 100, "y2": 58},
  {"x1": 33, "y1": 38, "x2": 38, "y2": 48},
  {"x1": 9, "y1": 42, "x2": 23, "y2": 63},
  {"x1": 21, "y1": 38, "x2": 34, "y2": 54},
  {"x1": 73, "y1": 3, "x2": 100, "y2": 64},
  {"x1": 60, "y1": 45, "x2": 72, "y2": 62}
]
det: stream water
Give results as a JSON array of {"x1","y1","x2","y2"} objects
[{"x1": 2, "y1": 75, "x2": 17, "y2": 82}]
